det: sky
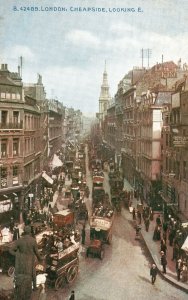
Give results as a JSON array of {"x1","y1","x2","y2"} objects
[{"x1": 1, "y1": 0, "x2": 188, "y2": 116}]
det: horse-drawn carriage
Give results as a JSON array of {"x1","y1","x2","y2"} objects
[
  {"x1": 92, "y1": 174, "x2": 105, "y2": 207},
  {"x1": 44, "y1": 242, "x2": 79, "y2": 290},
  {"x1": 87, "y1": 211, "x2": 114, "y2": 260}
]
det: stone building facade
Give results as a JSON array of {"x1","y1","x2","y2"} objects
[
  {"x1": 0, "y1": 64, "x2": 24, "y2": 222},
  {"x1": 0, "y1": 65, "x2": 66, "y2": 223},
  {"x1": 161, "y1": 88, "x2": 188, "y2": 219}
]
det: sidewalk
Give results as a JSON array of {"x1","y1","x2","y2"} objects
[{"x1": 125, "y1": 196, "x2": 188, "y2": 293}]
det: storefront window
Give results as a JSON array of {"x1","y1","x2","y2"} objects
[
  {"x1": 0, "y1": 167, "x2": 7, "y2": 188},
  {"x1": 0, "y1": 199, "x2": 12, "y2": 213}
]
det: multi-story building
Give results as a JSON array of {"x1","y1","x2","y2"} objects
[
  {"x1": 105, "y1": 101, "x2": 116, "y2": 148},
  {"x1": 134, "y1": 62, "x2": 179, "y2": 207},
  {"x1": 115, "y1": 68, "x2": 145, "y2": 181},
  {"x1": 23, "y1": 76, "x2": 48, "y2": 207},
  {"x1": 48, "y1": 99, "x2": 65, "y2": 158},
  {"x1": 0, "y1": 64, "x2": 24, "y2": 222},
  {"x1": 136, "y1": 90, "x2": 172, "y2": 208},
  {"x1": 161, "y1": 82, "x2": 188, "y2": 219},
  {"x1": 121, "y1": 87, "x2": 136, "y2": 186},
  {"x1": 0, "y1": 65, "x2": 66, "y2": 222}
]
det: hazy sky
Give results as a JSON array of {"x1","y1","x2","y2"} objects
[{"x1": 1, "y1": 0, "x2": 188, "y2": 115}]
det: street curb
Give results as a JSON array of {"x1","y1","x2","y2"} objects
[{"x1": 140, "y1": 231, "x2": 188, "y2": 294}]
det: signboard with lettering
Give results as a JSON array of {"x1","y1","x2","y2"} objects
[
  {"x1": 58, "y1": 243, "x2": 79, "y2": 259},
  {"x1": 173, "y1": 136, "x2": 188, "y2": 147},
  {"x1": 90, "y1": 217, "x2": 112, "y2": 231}
]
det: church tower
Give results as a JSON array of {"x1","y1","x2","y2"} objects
[{"x1": 99, "y1": 61, "x2": 111, "y2": 123}]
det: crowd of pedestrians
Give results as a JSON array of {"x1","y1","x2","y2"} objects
[{"x1": 127, "y1": 198, "x2": 188, "y2": 285}]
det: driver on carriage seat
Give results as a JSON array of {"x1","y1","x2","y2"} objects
[{"x1": 55, "y1": 238, "x2": 64, "y2": 252}]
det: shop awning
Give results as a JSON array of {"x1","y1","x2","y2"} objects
[
  {"x1": 123, "y1": 178, "x2": 134, "y2": 192},
  {"x1": 42, "y1": 171, "x2": 53, "y2": 185},
  {"x1": 181, "y1": 236, "x2": 188, "y2": 253},
  {"x1": 51, "y1": 154, "x2": 63, "y2": 169}
]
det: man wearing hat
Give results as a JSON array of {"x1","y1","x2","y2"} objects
[
  {"x1": 176, "y1": 258, "x2": 183, "y2": 281},
  {"x1": 9, "y1": 225, "x2": 43, "y2": 300},
  {"x1": 150, "y1": 264, "x2": 158, "y2": 284},
  {"x1": 160, "y1": 251, "x2": 167, "y2": 274}
]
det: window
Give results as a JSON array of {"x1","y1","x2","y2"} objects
[
  {"x1": 12, "y1": 93, "x2": 16, "y2": 99},
  {"x1": 13, "y1": 166, "x2": 19, "y2": 185},
  {"x1": 1, "y1": 92, "x2": 6, "y2": 99},
  {"x1": 1, "y1": 111, "x2": 8, "y2": 125},
  {"x1": 0, "y1": 167, "x2": 7, "y2": 188},
  {"x1": 6, "y1": 93, "x2": 10, "y2": 99},
  {"x1": 1, "y1": 139, "x2": 7, "y2": 157},
  {"x1": 13, "y1": 139, "x2": 19, "y2": 156},
  {"x1": 16, "y1": 93, "x2": 21, "y2": 100},
  {"x1": 13, "y1": 111, "x2": 19, "y2": 125}
]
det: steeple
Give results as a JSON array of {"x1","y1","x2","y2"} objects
[{"x1": 99, "y1": 61, "x2": 111, "y2": 118}]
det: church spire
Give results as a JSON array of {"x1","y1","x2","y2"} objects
[{"x1": 98, "y1": 61, "x2": 111, "y2": 128}]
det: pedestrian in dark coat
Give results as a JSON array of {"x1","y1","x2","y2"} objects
[
  {"x1": 162, "y1": 222, "x2": 168, "y2": 233},
  {"x1": 161, "y1": 251, "x2": 167, "y2": 274},
  {"x1": 13, "y1": 224, "x2": 20, "y2": 241},
  {"x1": 156, "y1": 215, "x2": 161, "y2": 226},
  {"x1": 69, "y1": 290, "x2": 75, "y2": 300},
  {"x1": 150, "y1": 264, "x2": 157, "y2": 284},
  {"x1": 81, "y1": 225, "x2": 86, "y2": 245},
  {"x1": 9, "y1": 226, "x2": 42, "y2": 300},
  {"x1": 137, "y1": 210, "x2": 142, "y2": 224},
  {"x1": 132, "y1": 208, "x2": 136, "y2": 220},
  {"x1": 168, "y1": 230, "x2": 175, "y2": 246},
  {"x1": 160, "y1": 239, "x2": 167, "y2": 255},
  {"x1": 144, "y1": 217, "x2": 150, "y2": 232}
]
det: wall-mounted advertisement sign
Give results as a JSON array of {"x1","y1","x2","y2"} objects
[{"x1": 173, "y1": 136, "x2": 188, "y2": 147}]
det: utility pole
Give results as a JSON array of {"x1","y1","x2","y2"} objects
[{"x1": 140, "y1": 48, "x2": 152, "y2": 68}]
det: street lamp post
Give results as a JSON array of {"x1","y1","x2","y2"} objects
[{"x1": 19, "y1": 180, "x2": 28, "y2": 224}]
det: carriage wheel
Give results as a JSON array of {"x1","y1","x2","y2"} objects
[
  {"x1": 100, "y1": 249, "x2": 104, "y2": 260},
  {"x1": 55, "y1": 276, "x2": 64, "y2": 290},
  {"x1": 8, "y1": 266, "x2": 15, "y2": 277},
  {"x1": 66, "y1": 264, "x2": 78, "y2": 284}
]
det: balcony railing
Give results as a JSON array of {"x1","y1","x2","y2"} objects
[{"x1": 0, "y1": 122, "x2": 23, "y2": 129}]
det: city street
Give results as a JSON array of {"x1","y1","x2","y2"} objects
[
  {"x1": 0, "y1": 148, "x2": 187, "y2": 300},
  {"x1": 44, "y1": 149, "x2": 188, "y2": 300},
  {"x1": 2, "y1": 206, "x2": 188, "y2": 300},
  {"x1": 46, "y1": 209, "x2": 188, "y2": 300}
]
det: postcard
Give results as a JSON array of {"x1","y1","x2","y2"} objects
[{"x1": 0, "y1": 0, "x2": 188, "y2": 299}]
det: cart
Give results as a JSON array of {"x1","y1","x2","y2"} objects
[{"x1": 46, "y1": 243, "x2": 79, "y2": 290}]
